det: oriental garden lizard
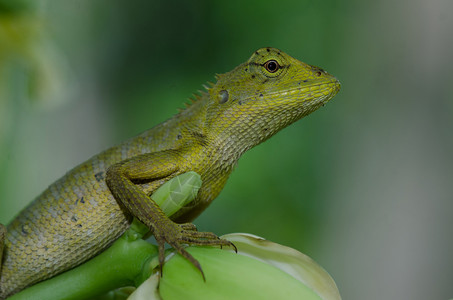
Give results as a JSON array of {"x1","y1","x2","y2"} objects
[{"x1": 0, "y1": 47, "x2": 340, "y2": 298}]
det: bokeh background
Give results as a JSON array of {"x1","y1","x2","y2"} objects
[{"x1": 1, "y1": 1, "x2": 452, "y2": 299}]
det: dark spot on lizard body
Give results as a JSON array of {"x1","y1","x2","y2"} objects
[
  {"x1": 75, "y1": 197, "x2": 85, "y2": 205},
  {"x1": 94, "y1": 172, "x2": 104, "y2": 182},
  {"x1": 21, "y1": 225, "x2": 29, "y2": 236}
]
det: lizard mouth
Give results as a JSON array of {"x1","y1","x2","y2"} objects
[
  {"x1": 235, "y1": 78, "x2": 340, "y2": 107},
  {"x1": 263, "y1": 78, "x2": 341, "y2": 103}
]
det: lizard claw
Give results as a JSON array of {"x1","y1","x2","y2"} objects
[{"x1": 154, "y1": 221, "x2": 236, "y2": 281}]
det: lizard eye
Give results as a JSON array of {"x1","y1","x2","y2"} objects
[{"x1": 263, "y1": 60, "x2": 280, "y2": 73}]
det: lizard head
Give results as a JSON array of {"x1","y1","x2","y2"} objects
[{"x1": 205, "y1": 47, "x2": 341, "y2": 155}]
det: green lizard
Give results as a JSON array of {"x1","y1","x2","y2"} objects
[{"x1": 0, "y1": 47, "x2": 340, "y2": 299}]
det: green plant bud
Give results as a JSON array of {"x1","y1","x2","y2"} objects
[{"x1": 129, "y1": 233, "x2": 341, "y2": 300}]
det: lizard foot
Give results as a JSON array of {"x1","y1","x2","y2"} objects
[{"x1": 154, "y1": 222, "x2": 236, "y2": 281}]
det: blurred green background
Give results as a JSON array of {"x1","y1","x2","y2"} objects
[{"x1": 1, "y1": 0, "x2": 452, "y2": 299}]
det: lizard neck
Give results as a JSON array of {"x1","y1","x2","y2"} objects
[{"x1": 175, "y1": 92, "x2": 245, "y2": 172}]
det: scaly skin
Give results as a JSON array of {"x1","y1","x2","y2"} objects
[{"x1": 0, "y1": 47, "x2": 340, "y2": 298}]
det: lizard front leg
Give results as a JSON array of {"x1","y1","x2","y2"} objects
[{"x1": 105, "y1": 149, "x2": 234, "y2": 280}]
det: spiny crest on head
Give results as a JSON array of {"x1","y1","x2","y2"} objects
[
  {"x1": 215, "y1": 73, "x2": 229, "y2": 82},
  {"x1": 177, "y1": 82, "x2": 213, "y2": 113},
  {"x1": 203, "y1": 81, "x2": 215, "y2": 89}
]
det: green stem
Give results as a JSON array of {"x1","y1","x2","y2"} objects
[{"x1": 8, "y1": 237, "x2": 158, "y2": 300}]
